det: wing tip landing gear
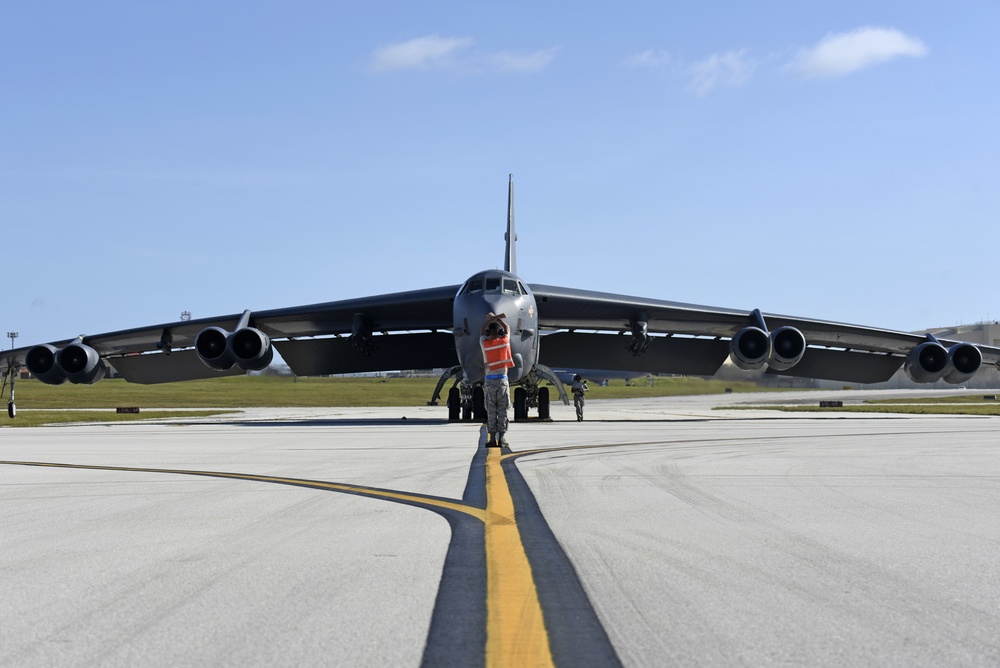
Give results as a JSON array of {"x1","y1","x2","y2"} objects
[{"x1": 2, "y1": 364, "x2": 18, "y2": 419}]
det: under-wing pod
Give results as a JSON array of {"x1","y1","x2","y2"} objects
[
  {"x1": 728, "y1": 326, "x2": 771, "y2": 371},
  {"x1": 25, "y1": 344, "x2": 68, "y2": 385},
  {"x1": 944, "y1": 342, "x2": 982, "y2": 385},
  {"x1": 195, "y1": 327, "x2": 236, "y2": 371},
  {"x1": 229, "y1": 327, "x2": 273, "y2": 371},
  {"x1": 903, "y1": 341, "x2": 950, "y2": 383},
  {"x1": 195, "y1": 325, "x2": 274, "y2": 372},
  {"x1": 768, "y1": 326, "x2": 807, "y2": 372},
  {"x1": 57, "y1": 342, "x2": 107, "y2": 384},
  {"x1": 26, "y1": 342, "x2": 107, "y2": 385}
]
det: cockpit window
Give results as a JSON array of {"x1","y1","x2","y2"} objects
[
  {"x1": 461, "y1": 278, "x2": 483, "y2": 295},
  {"x1": 462, "y1": 274, "x2": 522, "y2": 295}
]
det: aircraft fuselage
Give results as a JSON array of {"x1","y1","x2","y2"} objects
[{"x1": 453, "y1": 270, "x2": 539, "y2": 384}]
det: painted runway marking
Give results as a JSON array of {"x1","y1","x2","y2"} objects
[
  {"x1": 2, "y1": 450, "x2": 619, "y2": 667},
  {"x1": 485, "y1": 448, "x2": 554, "y2": 667},
  {"x1": 0, "y1": 459, "x2": 485, "y2": 519}
]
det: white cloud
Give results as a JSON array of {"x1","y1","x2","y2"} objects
[
  {"x1": 488, "y1": 48, "x2": 559, "y2": 73},
  {"x1": 369, "y1": 36, "x2": 556, "y2": 74},
  {"x1": 625, "y1": 49, "x2": 672, "y2": 69},
  {"x1": 788, "y1": 26, "x2": 928, "y2": 78},
  {"x1": 369, "y1": 35, "x2": 474, "y2": 72},
  {"x1": 687, "y1": 50, "x2": 755, "y2": 95}
]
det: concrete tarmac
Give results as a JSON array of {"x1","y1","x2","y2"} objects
[{"x1": 2, "y1": 391, "x2": 999, "y2": 667}]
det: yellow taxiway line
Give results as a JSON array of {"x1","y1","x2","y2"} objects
[{"x1": 485, "y1": 448, "x2": 554, "y2": 667}]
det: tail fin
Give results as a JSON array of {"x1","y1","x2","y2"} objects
[{"x1": 504, "y1": 174, "x2": 517, "y2": 274}]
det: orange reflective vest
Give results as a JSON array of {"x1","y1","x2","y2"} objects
[{"x1": 483, "y1": 335, "x2": 514, "y2": 375}]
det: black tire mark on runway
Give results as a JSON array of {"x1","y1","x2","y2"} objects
[
  {"x1": 420, "y1": 446, "x2": 488, "y2": 667},
  {"x1": 500, "y1": 453, "x2": 622, "y2": 667}
]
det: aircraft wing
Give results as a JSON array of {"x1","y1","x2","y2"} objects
[
  {"x1": 1, "y1": 285, "x2": 461, "y2": 383},
  {"x1": 529, "y1": 284, "x2": 1000, "y2": 384}
]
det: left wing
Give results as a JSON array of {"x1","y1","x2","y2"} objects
[
  {"x1": 1, "y1": 285, "x2": 460, "y2": 384},
  {"x1": 530, "y1": 284, "x2": 1000, "y2": 384}
]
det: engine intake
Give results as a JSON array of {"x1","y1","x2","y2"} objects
[
  {"x1": 729, "y1": 326, "x2": 771, "y2": 371},
  {"x1": 26, "y1": 342, "x2": 107, "y2": 385},
  {"x1": 903, "y1": 341, "x2": 950, "y2": 384},
  {"x1": 230, "y1": 327, "x2": 273, "y2": 370},
  {"x1": 944, "y1": 343, "x2": 982, "y2": 385},
  {"x1": 768, "y1": 326, "x2": 806, "y2": 372},
  {"x1": 58, "y1": 342, "x2": 108, "y2": 384},
  {"x1": 196, "y1": 327, "x2": 234, "y2": 370},
  {"x1": 26, "y1": 344, "x2": 66, "y2": 385}
]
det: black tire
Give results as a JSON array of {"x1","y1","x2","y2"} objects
[
  {"x1": 473, "y1": 386, "x2": 486, "y2": 422},
  {"x1": 447, "y1": 387, "x2": 461, "y2": 422},
  {"x1": 538, "y1": 387, "x2": 550, "y2": 420},
  {"x1": 7, "y1": 401, "x2": 15, "y2": 419},
  {"x1": 513, "y1": 387, "x2": 527, "y2": 421}
]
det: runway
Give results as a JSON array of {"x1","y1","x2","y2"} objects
[{"x1": 2, "y1": 392, "x2": 999, "y2": 667}]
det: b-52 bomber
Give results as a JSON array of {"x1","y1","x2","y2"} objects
[{"x1": 3, "y1": 176, "x2": 999, "y2": 421}]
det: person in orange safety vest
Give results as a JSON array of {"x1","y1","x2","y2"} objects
[{"x1": 480, "y1": 312, "x2": 513, "y2": 447}]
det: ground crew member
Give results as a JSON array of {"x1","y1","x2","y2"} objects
[
  {"x1": 480, "y1": 312, "x2": 513, "y2": 447},
  {"x1": 571, "y1": 374, "x2": 588, "y2": 421}
]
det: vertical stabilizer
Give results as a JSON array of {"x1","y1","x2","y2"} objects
[{"x1": 504, "y1": 174, "x2": 517, "y2": 274}]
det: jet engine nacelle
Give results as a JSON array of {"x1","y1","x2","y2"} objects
[
  {"x1": 903, "y1": 341, "x2": 950, "y2": 384},
  {"x1": 768, "y1": 326, "x2": 807, "y2": 372},
  {"x1": 229, "y1": 327, "x2": 273, "y2": 371},
  {"x1": 728, "y1": 326, "x2": 771, "y2": 371},
  {"x1": 195, "y1": 326, "x2": 273, "y2": 372},
  {"x1": 944, "y1": 342, "x2": 982, "y2": 385},
  {"x1": 729, "y1": 325, "x2": 807, "y2": 372},
  {"x1": 25, "y1": 344, "x2": 67, "y2": 385},
  {"x1": 26, "y1": 342, "x2": 107, "y2": 385}
]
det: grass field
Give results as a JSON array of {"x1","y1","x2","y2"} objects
[
  {"x1": 4, "y1": 375, "x2": 998, "y2": 426},
  {"x1": 4, "y1": 410, "x2": 234, "y2": 428},
  {"x1": 3, "y1": 375, "x2": 767, "y2": 410},
  {"x1": 0, "y1": 375, "x2": 764, "y2": 427}
]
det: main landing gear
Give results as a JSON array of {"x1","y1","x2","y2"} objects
[
  {"x1": 432, "y1": 364, "x2": 568, "y2": 423},
  {"x1": 446, "y1": 384, "x2": 485, "y2": 422},
  {"x1": 434, "y1": 366, "x2": 486, "y2": 423}
]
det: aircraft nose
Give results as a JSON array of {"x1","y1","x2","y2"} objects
[{"x1": 473, "y1": 295, "x2": 518, "y2": 328}]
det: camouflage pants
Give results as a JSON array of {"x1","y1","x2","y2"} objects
[
  {"x1": 483, "y1": 377, "x2": 510, "y2": 435},
  {"x1": 574, "y1": 393, "x2": 585, "y2": 420}
]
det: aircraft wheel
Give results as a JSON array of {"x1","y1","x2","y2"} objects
[
  {"x1": 7, "y1": 401, "x2": 15, "y2": 419},
  {"x1": 513, "y1": 388, "x2": 527, "y2": 421},
  {"x1": 537, "y1": 387, "x2": 550, "y2": 420},
  {"x1": 447, "y1": 388, "x2": 461, "y2": 422},
  {"x1": 462, "y1": 402, "x2": 472, "y2": 421},
  {"x1": 473, "y1": 386, "x2": 486, "y2": 422}
]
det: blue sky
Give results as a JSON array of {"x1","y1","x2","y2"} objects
[{"x1": 3, "y1": 1, "x2": 998, "y2": 349}]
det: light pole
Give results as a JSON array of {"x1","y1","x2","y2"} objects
[{"x1": 6, "y1": 331, "x2": 16, "y2": 350}]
